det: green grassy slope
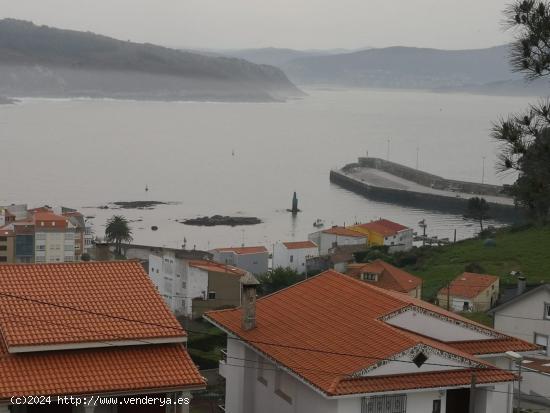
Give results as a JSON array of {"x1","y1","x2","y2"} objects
[{"x1": 406, "y1": 225, "x2": 550, "y2": 300}]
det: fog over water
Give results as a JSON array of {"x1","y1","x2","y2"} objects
[{"x1": 0, "y1": 89, "x2": 535, "y2": 250}]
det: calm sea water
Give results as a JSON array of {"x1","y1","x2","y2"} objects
[{"x1": 0, "y1": 89, "x2": 536, "y2": 250}]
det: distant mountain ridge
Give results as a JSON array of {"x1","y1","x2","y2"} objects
[
  {"x1": 0, "y1": 19, "x2": 303, "y2": 102},
  {"x1": 218, "y1": 47, "x2": 358, "y2": 67},
  {"x1": 277, "y1": 44, "x2": 550, "y2": 95}
]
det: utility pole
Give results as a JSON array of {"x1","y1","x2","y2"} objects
[
  {"x1": 518, "y1": 359, "x2": 522, "y2": 413},
  {"x1": 481, "y1": 156, "x2": 486, "y2": 184},
  {"x1": 446, "y1": 281, "x2": 451, "y2": 311},
  {"x1": 469, "y1": 371, "x2": 477, "y2": 413}
]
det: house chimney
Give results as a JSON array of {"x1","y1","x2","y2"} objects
[
  {"x1": 241, "y1": 272, "x2": 260, "y2": 331},
  {"x1": 517, "y1": 275, "x2": 527, "y2": 296},
  {"x1": 94, "y1": 242, "x2": 111, "y2": 262}
]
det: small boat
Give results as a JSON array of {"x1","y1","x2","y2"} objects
[
  {"x1": 313, "y1": 219, "x2": 325, "y2": 228},
  {"x1": 145, "y1": 185, "x2": 149, "y2": 192}
]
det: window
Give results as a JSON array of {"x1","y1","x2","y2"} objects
[
  {"x1": 463, "y1": 301, "x2": 470, "y2": 311},
  {"x1": 0, "y1": 256, "x2": 6, "y2": 262},
  {"x1": 0, "y1": 236, "x2": 7, "y2": 242},
  {"x1": 362, "y1": 272, "x2": 377, "y2": 281},
  {"x1": 545, "y1": 303, "x2": 550, "y2": 320},
  {"x1": 275, "y1": 369, "x2": 293, "y2": 404},
  {"x1": 208, "y1": 291, "x2": 216, "y2": 300},
  {"x1": 290, "y1": 255, "x2": 294, "y2": 263},
  {"x1": 535, "y1": 333, "x2": 548, "y2": 351},
  {"x1": 257, "y1": 356, "x2": 267, "y2": 386},
  {"x1": 432, "y1": 400, "x2": 441, "y2": 413},
  {"x1": 362, "y1": 395, "x2": 407, "y2": 413},
  {"x1": 413, "y1": 352, "x2": 428, "y2": 368},
  {"x1": 0, "y1": 246, "x2": 6, "y2": 251}
]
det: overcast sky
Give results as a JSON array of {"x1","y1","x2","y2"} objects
[{"x1": 0, "y1": 0, "x2": 515, "y2": 51}]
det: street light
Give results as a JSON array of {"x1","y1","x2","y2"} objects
[{"x1": 505, "y1": 351, "x2": 524, "y2": 413}]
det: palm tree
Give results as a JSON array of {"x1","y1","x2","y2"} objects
[
  {"x1": 465, "y1": 197, "x2": 491, "y2": 232},
  {"x1": 105, "y1": 215, "x2": 133, "y2": 256}
]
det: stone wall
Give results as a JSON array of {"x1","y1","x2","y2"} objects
[
  {"x1": 358, "y1": 157, "x2": 506, "y2": 197},
  {"x1": 329, "y1": 169, "x2": 519, "y2": 222}
]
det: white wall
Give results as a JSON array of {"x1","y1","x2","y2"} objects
[
  {"x1": 494, "y1": 288, "x2": 550, "y2": 356},
  {"x1": 308, "y1": 231, "x2": 366, "y2": 255},
  {"x1": 184, "y1": 266, "x2": 208, "y2": 316},
  {"x1": 273, "y1": 243, "x2": 318, "y2": 274},
  {"x1": 365, "y1": 351, "x2": 468, "y2": 377},
  {"x1": 148, "y1": 251, "x2": 189, "y2": 315},
  {"x1": 385, "y1": 228, "x2": 414, "y2": 252},
  {"x1": 386, "y1": 308, "x2": 494, "y2": 342}
]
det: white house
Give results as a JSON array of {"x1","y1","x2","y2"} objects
[
  {"x1": 210, "y1": 246, "x2": 269, "y2": 275},
  {"x1": 308, "y1": 226, "x2": 367, "y2": 255},
  {"x1": 273, "y1": 241, "x2": 318, "y2": 274},
  {"x1": 351, "y1": 219, "x2": 414, "y2": 252},
  {"x1": 205, "y1": 270, "x2": 539, "y2": 413},
  {"x1": 149, "y1": 248, "x2": 246, "y2": 318},
  {"x1": 491, "y1": 284, "x2": 550, "y2": 356},
  {"x1": 490, "y1": 284, "x2": 550, "y2": 406},
  {"x1": 149, "y1": 249, "x2": 189, "y2": 315}
]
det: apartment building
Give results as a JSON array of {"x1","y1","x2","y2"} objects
[{"x1": 0, "y1": 204, "x2": 92, "y2": 263}]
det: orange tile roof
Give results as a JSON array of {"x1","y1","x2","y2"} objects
[
  {"x1": 32, "y1": 211, "x2": 69, "y2": 229},
  {"x1": 346, "y1": 260, "x2": 422, "y2": 293},
  {"x1": 0, "y1": 342, "x2": 205, "y2": 400},
  {"x1": 448, "y1": 338, "x2": 541, "y2": 355},
  {"x1": 282, "y1": 241, "x2": 317, "y2": 250},
  {"x1": 0, "y1": 261, "x2": 185, "y2": 350},
  {"x1": 213, "y1": 246, "x2": 268, "y2": 255},
  {"x1": 439, "y1": 272, "x2": 499, "y2": 299},
  {"x1": 322, "y1": 227, "x2": 367, "y2": 238},
  {"x1": 205, "y1": 271, "x2": 533, "y2": 396},
  {"x1": 189, "y1": 260, "x2": 247, "y2": 277},
  {"x1": 331, "y1": 368, "x2": 515, "y2": 396},
  {"x1": 356, "y1": 219, "x2": 409, "y2": 237}
]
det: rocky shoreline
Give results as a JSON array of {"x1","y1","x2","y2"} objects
[{"x1": 180, "y1": 215, "x2": 262, "y2": 227}]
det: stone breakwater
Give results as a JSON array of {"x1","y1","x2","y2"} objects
[{"x1": 331, "y1": 158, "x2": 519, "y2": 222}]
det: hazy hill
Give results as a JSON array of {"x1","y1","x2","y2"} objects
[
  {"x1": 222, "y1": 47, "x2": 354, "y2": 67},
  {"x1": 282, "y1": 45, "x2": 546, "y2": 93},
  {"x1": 0, "y1": 19, "x2": 303, "y2": 102}
]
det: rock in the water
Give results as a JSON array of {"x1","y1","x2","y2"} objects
[{"x1": 182, "y1": 215, "x2": 262, "y2": 227}]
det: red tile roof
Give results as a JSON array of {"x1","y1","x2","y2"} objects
[
  {"x1": 213, "y1": 246, "x2": 268, "y2": 255},
  {"x1": 448, "y1": 338, "x2": 541, "y2": 355},
  {"x1": 0, "y1": 261, "x2": 205, "y2": 400},
  {"x1": 0, "y1": 261, "x2": 184, "y2": 350},
  {"x1": 346, "y1": 260, "x2": 422, "y2": 293},
  {"x1": 439, "y1": 272, "x2": 499, "y2": 299},
  {"x1": 356, "y1": 219, "x2": 409, "y2": 237},
  {"x1": 189, "y1": 260, "x2": 247, "y2": 277},
  {"x1": 32, "y1": 211, "x2": 69, "y2": 229},
  {"x1": 282, "y1": 241, "x2": 317, "y2": 250},
  {"x1": 322, "y1": 227, "x2": 367, "y2": 238},
  {"x1": 332, "y1": 368, "x2": 515, "y2": 396},
  {"x1": 0, "y1": 342, "x2": 205, "y2": 400},
  {"x1": 205, "y1": 271, "x2": 533, "y2": 396}
]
